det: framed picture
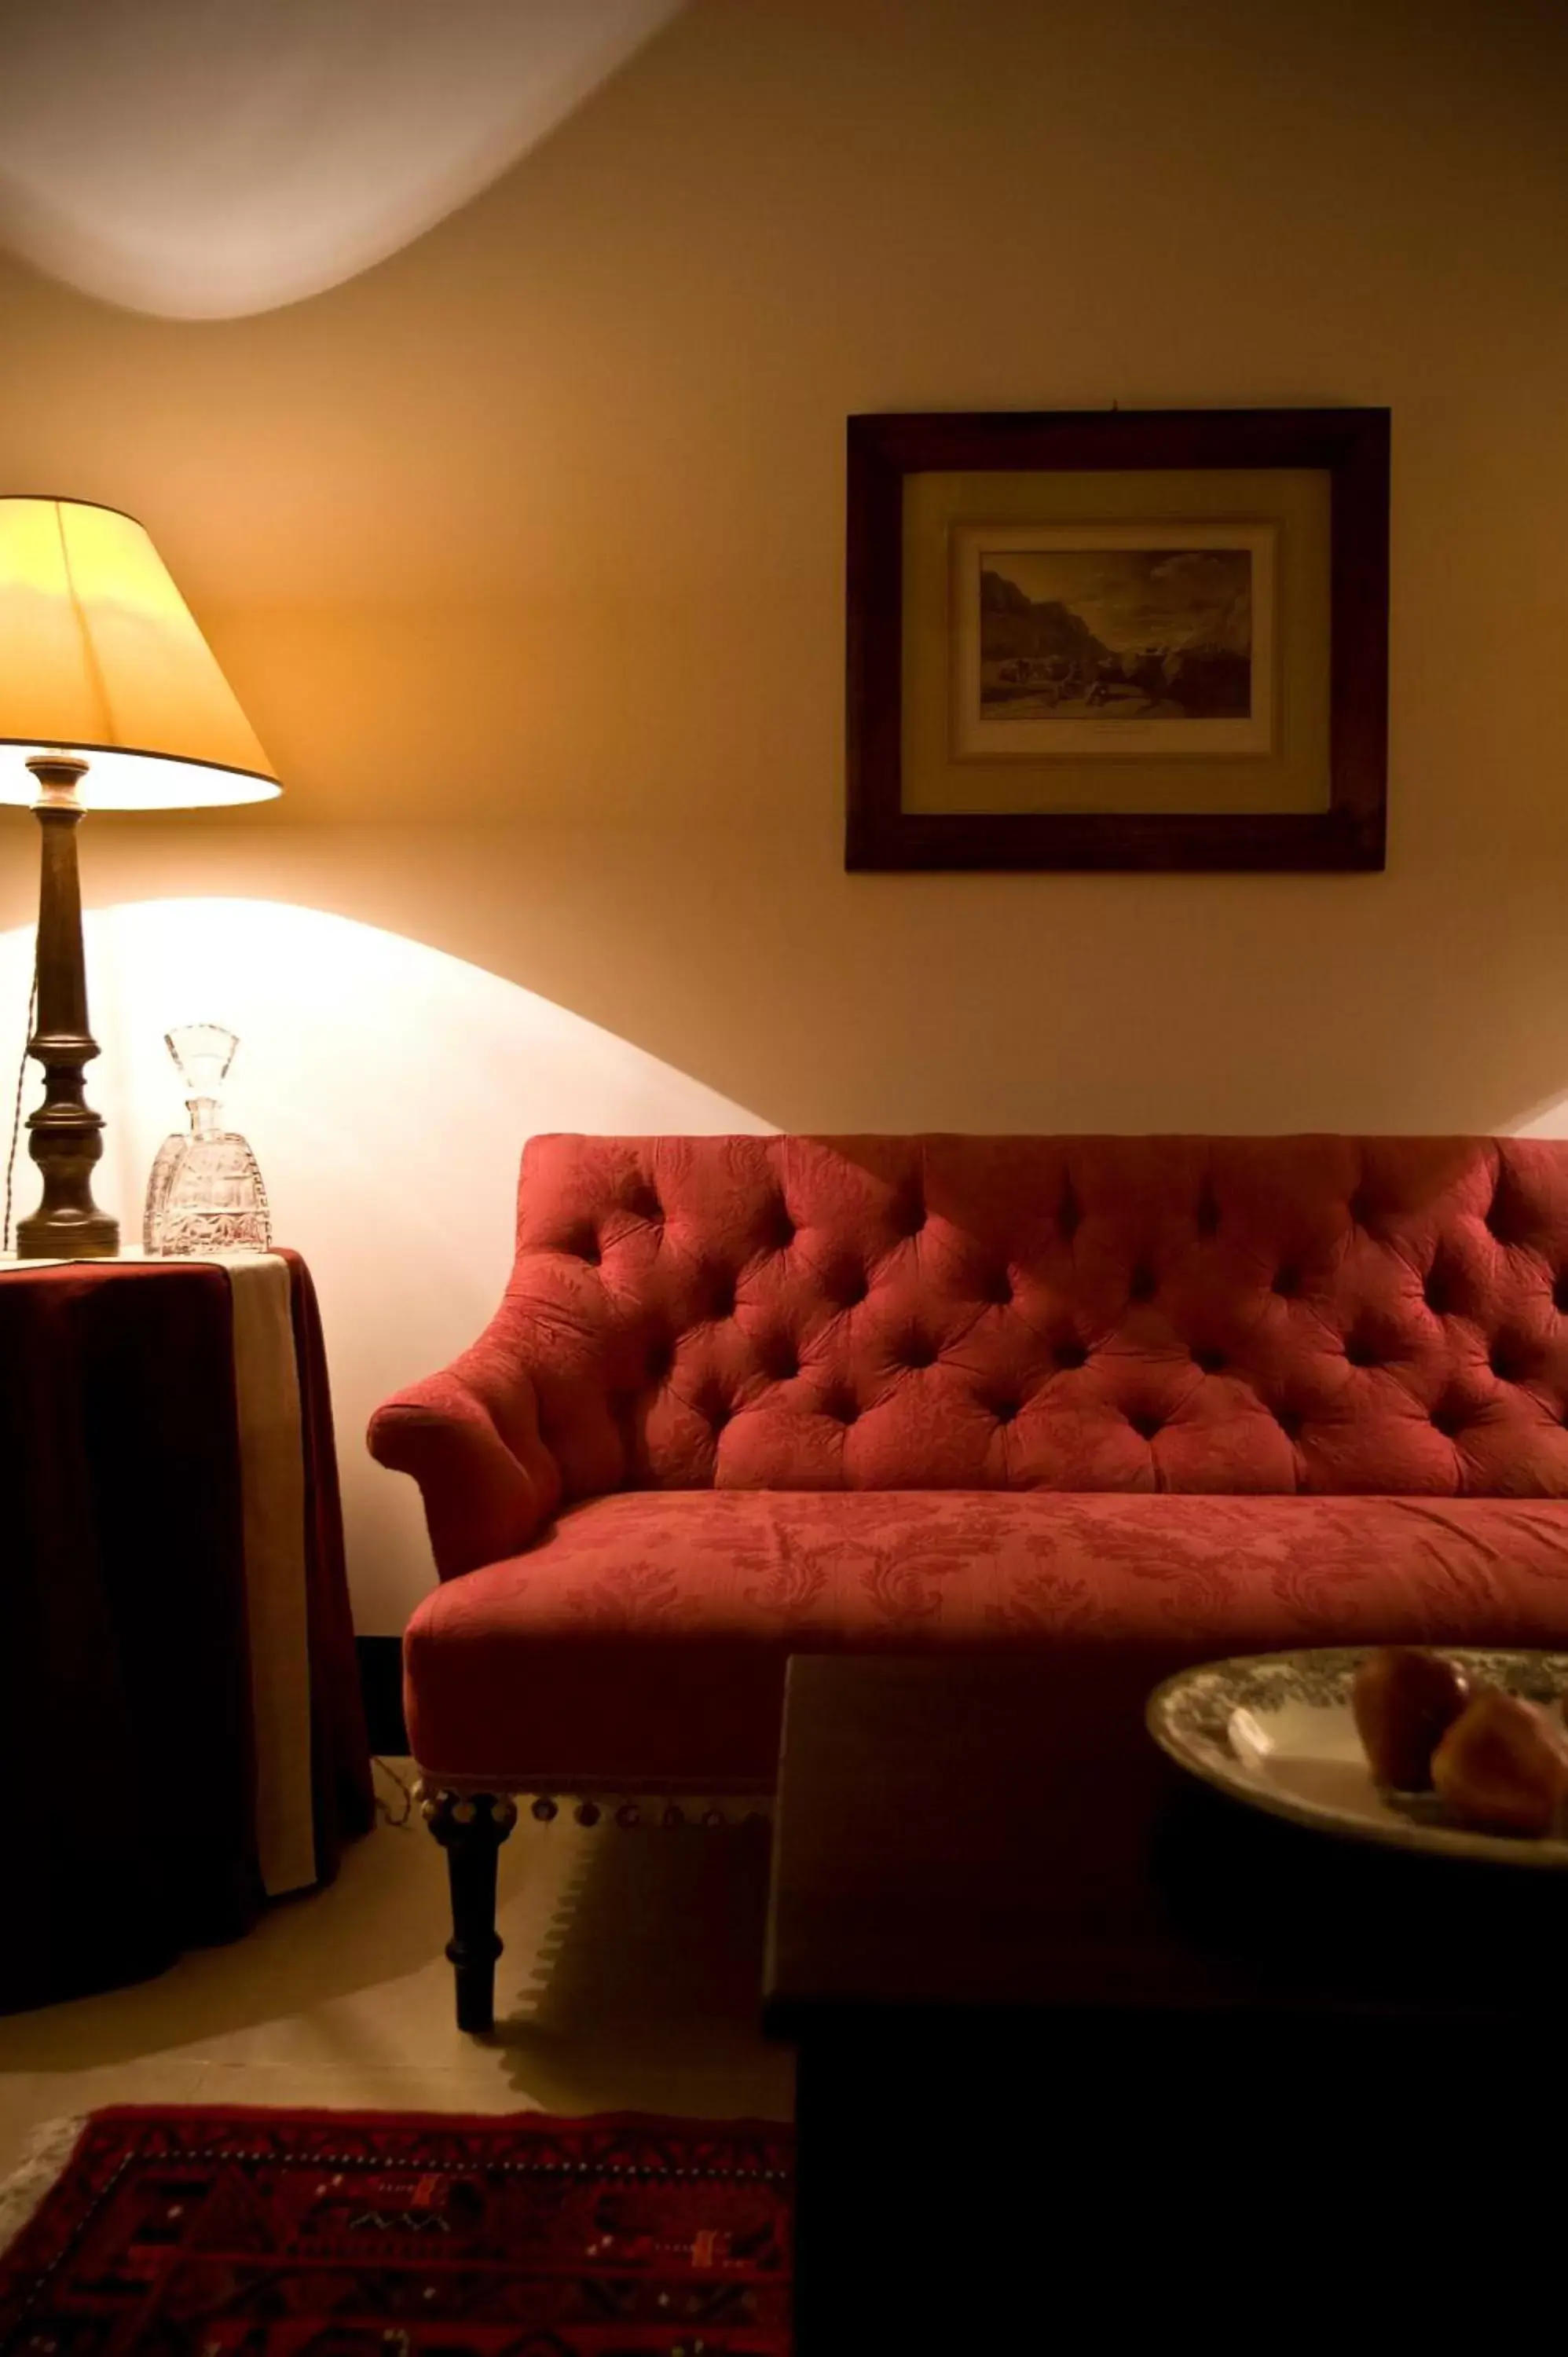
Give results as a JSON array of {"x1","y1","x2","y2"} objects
[{"x1": 844, "y1": 407, "x2": 1389, "y2": 871}]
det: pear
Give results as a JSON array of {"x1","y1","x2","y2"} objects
[
  {"x1": 1351, "y1": 1647, "x2": 1471, "y2": 1790},
  {"x1": 1431, "y1": 1689, "x2": 1568, "y2": 1836}
]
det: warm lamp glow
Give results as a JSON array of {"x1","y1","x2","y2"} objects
[
  {"x1": 2, "y1": 495, "x2": 279, "y2": 1259},
  {"x1": 0, "y1": 497, "x2": 279, "y2": 808},
  {"x1": 0, "y1": 896, "x2": 770, "y2": 1613}
]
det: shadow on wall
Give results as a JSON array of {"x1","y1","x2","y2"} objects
[{"x1": 0, "y1": 898, "x2": 769, "y2": 1630}]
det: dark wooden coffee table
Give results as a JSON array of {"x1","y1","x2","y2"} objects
[{"x1": 764, "y1": 1651, "x2": 1567, "y2": 2347}]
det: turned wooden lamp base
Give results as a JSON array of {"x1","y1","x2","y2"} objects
[
  {"x1": 16, "y1": 1206, "x2": 119, "y2": 1259},
  {"x1": 15, "y1": 753, "x2": 119, "y2": 1261}
]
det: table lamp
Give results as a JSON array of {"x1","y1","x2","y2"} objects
[{"x1": 0, "y1": 496, "x2": 280, "y2": 1259}]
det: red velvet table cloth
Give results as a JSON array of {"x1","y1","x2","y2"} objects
[{"x1": 0, "y1": 1248, "x2": 372, "y2": 2012}]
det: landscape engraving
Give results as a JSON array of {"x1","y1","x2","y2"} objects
[{"x1": 978, "y1": 546, "x2": 1253, "y2": 725}]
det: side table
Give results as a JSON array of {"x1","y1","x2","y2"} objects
[{"x1": 0, "y1": 1248, "x2": 373, "y2": 2011}]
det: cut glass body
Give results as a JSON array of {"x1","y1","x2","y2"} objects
[{"x1": 144, "y1": 1023, "x2": 272, "y2": 1255}]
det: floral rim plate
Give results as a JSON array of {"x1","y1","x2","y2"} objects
[{"x1": 1148, "y1": 1647, "x2": 1568, "y2": 1868}]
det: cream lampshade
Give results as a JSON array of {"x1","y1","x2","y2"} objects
[{"x1": 0, "y1": 495, "x2": 280, "y2": 1258}]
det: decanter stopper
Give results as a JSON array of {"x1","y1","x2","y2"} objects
[{"x1": 143, "y1": 1023, "x2": 272, "y2": 1255}]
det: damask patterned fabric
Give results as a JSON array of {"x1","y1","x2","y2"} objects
[
  {"x1": 369, "y1": 1135, "x2": 1568, "y2": 1790},
  {"x1": 405, "y1": 1487, "x2": 1568, "y2": 1787}
]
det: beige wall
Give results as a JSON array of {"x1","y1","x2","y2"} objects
[{"x1": 2, "y1": 0, "x2": 1567, "y2": 1626}]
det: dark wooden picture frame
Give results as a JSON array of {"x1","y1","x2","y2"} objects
[{"x1": 844, "y1": 407, "x2": 1390, "y2": 872}]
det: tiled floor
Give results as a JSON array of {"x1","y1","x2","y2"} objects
[{"x1": 0, "y1": 1769, "x2": 793, "y2": 2183}]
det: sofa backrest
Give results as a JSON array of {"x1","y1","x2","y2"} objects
[{"x1": 507, "y1": 1134, "x2": 1568, "y2": 1501}]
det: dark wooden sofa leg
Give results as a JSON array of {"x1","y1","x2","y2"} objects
[{"x1": 419, "y1": 1787, "x2": 518, "y2": 2032}]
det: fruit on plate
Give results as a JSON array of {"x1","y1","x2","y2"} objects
[
  {"x1": 1431, "y1": 1689, "x2": 1568, "y2": 1836},
  {"x1": 1350, "y1": 1646, "x2": 1471, "y2": 1790}
]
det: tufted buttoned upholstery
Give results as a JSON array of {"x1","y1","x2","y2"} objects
[
  {"x1": 376, "y1": 1135, "x2": 1568, "y2": 1567},
  {"x1": 370, "y1": 1135, "x2": 1568, "y2": 1790}
]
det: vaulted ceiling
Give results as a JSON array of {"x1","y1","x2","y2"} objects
[{"x1": 0, "y1": 0, "x2": 683, "y2": 317}]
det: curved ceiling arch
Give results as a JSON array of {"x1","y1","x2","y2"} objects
[{"x1": 0, "y1": 0, "x2": 683, "y2": 320}]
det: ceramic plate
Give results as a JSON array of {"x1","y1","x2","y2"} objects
[{"x1": 1148, "y1": 1647, "x2": 1568, "y2": 1867}]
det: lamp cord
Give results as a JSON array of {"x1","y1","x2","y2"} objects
[{"x1": 2, "y1": 958, "x2": 37, "y2": 1255}]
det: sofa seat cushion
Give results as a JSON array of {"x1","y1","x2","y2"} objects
[{"x1": 404, "y1": 1488, "x2": 1568, "y2": 1791}]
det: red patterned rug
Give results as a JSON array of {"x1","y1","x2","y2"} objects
[{"x1": 0, "y1": 2105, "x2": 793, "y2": 2353}]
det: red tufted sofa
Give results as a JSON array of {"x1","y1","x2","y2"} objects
[{"x1": 370, "y1": 1133, "x2": 1568, "y2": 2025}]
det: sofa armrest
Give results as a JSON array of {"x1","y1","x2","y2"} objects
[{"x1": 368, "y1": 1343, "x2": 562, "y2": 1581}]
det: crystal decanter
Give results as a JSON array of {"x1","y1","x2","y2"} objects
[{"x1": 143, "y1": 1024, "x2": 272, "y2": 1255}]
